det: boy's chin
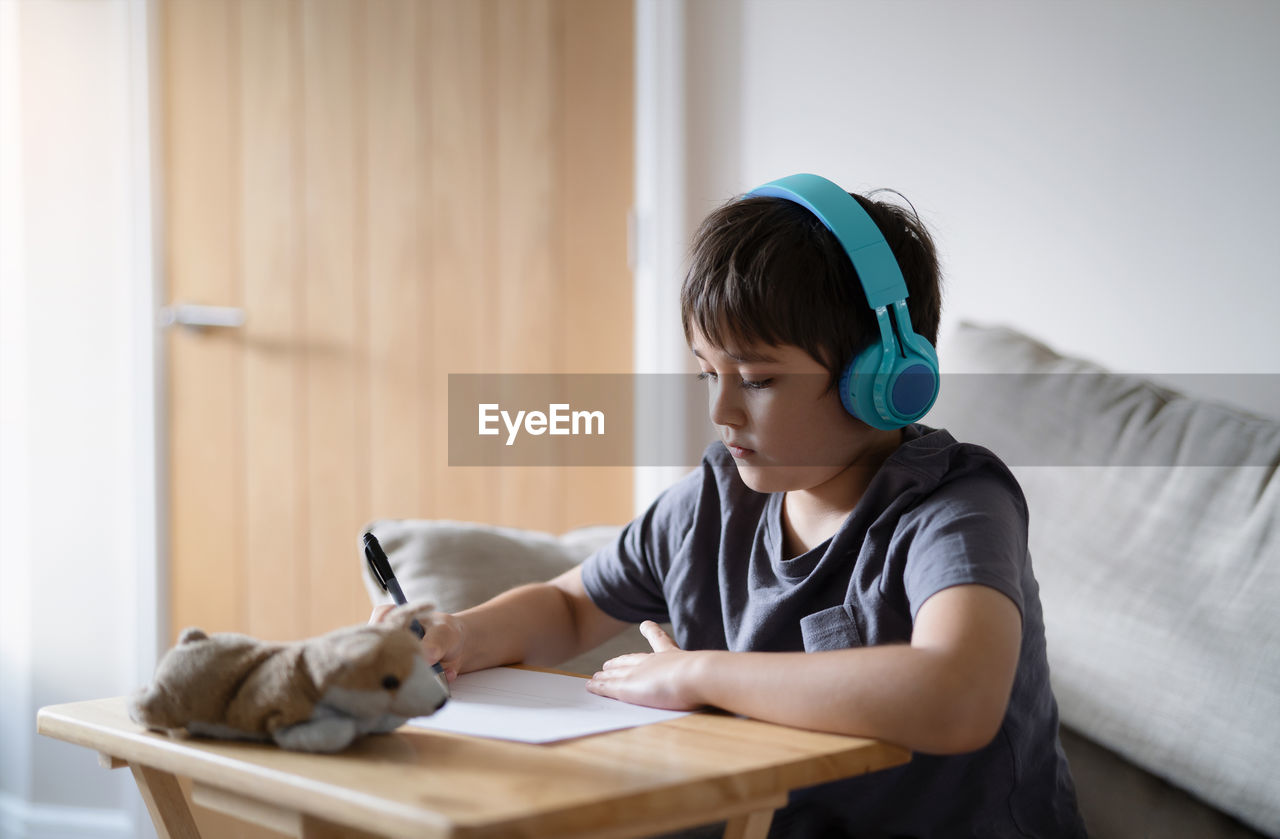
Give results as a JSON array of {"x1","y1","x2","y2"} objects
[
  {"x1": 733, "y1": 461, "x2": 854, "y2": 495},
  {"x1": 733, "y1": 463, "x2": 802, "y2": 494}
]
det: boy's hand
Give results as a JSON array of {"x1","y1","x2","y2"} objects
[
  {"x1": 585, "y1": 621, "x2": 705, "y2": 711},
  {"x1": 368, "y1": 604, "x2": 466, "y2": 683}
]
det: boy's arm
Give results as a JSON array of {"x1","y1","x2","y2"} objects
[
  {"x1": 587, "y1": 584, "x2": 1022, "y2": 756},
  {"x1": 446, "y1": 564, "x2": 632, "y2": 672}
]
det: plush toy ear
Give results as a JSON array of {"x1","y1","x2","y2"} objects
[
  {"x1": 387, "y1": 602, "x2": 436, "y2": 632},
  {"x1": 304, "y1": 628, "x2": 385, "y2": 688},
  {"x1": 329, "y1": 630, "x2": 385, "y2": 663}
]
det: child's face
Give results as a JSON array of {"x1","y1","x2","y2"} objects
[{"x1": 689, "y1": 325, "x2": 888, "y2": 496}]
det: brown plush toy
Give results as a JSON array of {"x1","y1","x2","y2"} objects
[{"x1": 128, "y1": 603, "x2": 448, "y2": 753}]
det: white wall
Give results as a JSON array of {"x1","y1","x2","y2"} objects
[
  {"x1": 0, "y1": 1, "x2": 159, "y2": 837},
  {"x1": 662, "y1": 0, "x2": 1280, "y2": 418}
]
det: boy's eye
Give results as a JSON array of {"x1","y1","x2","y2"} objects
[{"x1": 695, "y1": 371, "x2": 773, "y2": 390}]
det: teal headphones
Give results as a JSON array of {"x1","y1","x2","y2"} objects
[{"x1": 748, "y1": 173, "x2": 940, "y2": 430}]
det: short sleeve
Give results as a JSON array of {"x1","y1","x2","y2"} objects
[
  {"x1": 580, "y1": 465, "x2": 704, "y2": 624},
  {"x1": 897, "y1": 465, "x2": 1029, "y2": 625}
]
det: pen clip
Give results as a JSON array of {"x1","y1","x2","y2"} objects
[{"x1": 363, "y1": 531, "x2": 393, "y2": 593}]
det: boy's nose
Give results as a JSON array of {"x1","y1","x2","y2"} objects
[{"x1": 708, "y1": 382, "x2": 745, "y2": 427}]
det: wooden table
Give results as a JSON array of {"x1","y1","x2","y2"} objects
[{"x1": 37, "y1": 690, "x2": 909, "y2": 839}]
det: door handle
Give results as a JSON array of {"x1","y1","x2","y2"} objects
[{"x1": 160, "y1": 304, "x2": 247, "y2": 330}]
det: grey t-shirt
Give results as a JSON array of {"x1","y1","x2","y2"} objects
[{"x1": 581, "y1": 424, "x2": 1086, "y2": 838}]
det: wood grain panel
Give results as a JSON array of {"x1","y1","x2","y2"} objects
[
  {"x1": 494, "y1": 0, "x2": 558, "y2": 373},
  {"x1": 301, "y1": 0, "x2": 371, "y2": 631},
  {"x1": 424, "y1": 0, "x2": 495, "y2": 522},
  {"x1": 165, "y1": 0, "x2": 635, "y2": 644},
  {"x1": 164, "y1": 0, "x2": 244, "y2": 638},
  {"x1": 366, "y1": 0, "x2": 425, "y2": 521},
  {"x1": 240, "y1": 0, "x2": 305, "y2": 642},
  {"x1": 558, "y1": 0, "x2": 637, "y2": 528},
  {"x1": 558, "y1": 0, "x2": 635, "y2": 371},
  {"x1": 495, "y1": 0, "x2": 562, "y2": 529}
]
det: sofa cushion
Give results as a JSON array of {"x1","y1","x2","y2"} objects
[
  {"x1": 360, "y1": 518, "x2": 644, "y2": 676},
  {"x1": 927, "y1": 322, "x2": 1280, "y2": 836},
  {"x1": 1059, "y1": 727, "x2": 1267, "y2": 839}
]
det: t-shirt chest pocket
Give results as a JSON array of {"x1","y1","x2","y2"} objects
[{"x1": 798, "y1": 604, "x2": 865, "y2": 652}]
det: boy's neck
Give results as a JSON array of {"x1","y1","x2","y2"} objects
[{"x1": 780, "y1": 428, "x2": 904, "y2": 558}]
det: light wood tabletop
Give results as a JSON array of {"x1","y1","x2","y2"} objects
[{"x1": 37, "y1": 686, "x2": 910, "y2": 839}]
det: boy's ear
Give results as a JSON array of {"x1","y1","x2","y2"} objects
[{"x1": 387, "y1": 602, "x2": 436, "y2": 631}]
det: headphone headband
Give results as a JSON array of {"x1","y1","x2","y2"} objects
[{"x1": 750, "y1": 174, "x2": 908, "y2": 309}]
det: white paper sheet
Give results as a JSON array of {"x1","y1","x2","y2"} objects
[{"x1": 403, "y1": 667, "x2": 691, "y2": 743}]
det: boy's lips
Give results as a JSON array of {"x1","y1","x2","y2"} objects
[{"x1": 725, "y1": 442, "x2": 756, "y2": 458}]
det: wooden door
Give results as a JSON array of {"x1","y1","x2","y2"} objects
[{"x1": 161, "y1": 0, "x2": 634, "y2": 644}]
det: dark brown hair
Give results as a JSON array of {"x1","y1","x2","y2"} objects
[{"x1": 680, "y1": 191, "x2": 942, "y2": 391}]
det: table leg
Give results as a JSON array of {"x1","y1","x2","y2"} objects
[
  {"x1": 190, "y1": 781, "x2": 384, "y2": 839},
  {"x1": 722, "y1": 806, "x2": 776, "y2": 839},
  {"x1": 97, "y1": 752, "x2": 127, "y2": 770},
  {"x1": 300, "y1": 815, "x2": 386, "y2": 839},
  {"x1": 191, "y1": 781, "x2": 303, "y2": 836},
  {"x1": 130, "y1": 764, "x2": 203, "y2": 839}
]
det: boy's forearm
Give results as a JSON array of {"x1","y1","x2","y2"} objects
[
  {"x1": 453, "y1": 583, "x2": 582, "y2": 671},
  {"x1": 688, "y1": 645, "x2": 995, "y2": 755}
]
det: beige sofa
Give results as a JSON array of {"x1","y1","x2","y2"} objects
[
  {"x1": 928, "y1": 322, "x2": 1278, "y2": 839},
  {"x1": 363, "y1": 322, "x2": 1279, "y2": 839}
]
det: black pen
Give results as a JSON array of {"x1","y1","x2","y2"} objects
[{"x1": 363, "y1": 531, "x2": 450, "y2": 691}]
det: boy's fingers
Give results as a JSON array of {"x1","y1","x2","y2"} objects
[
  {"x1": 420, "y1": 616, "x2": 461, "y2": 665},
  {"x1": 640, "y1": 620, "x2": 679, "y2": 652},
  {"x1": 420, "y1": 630, "x2": 449, "y2": 663},
  {"x1": 602, "y1": 653, "x2": 646, "y2": 669},
  {"x1": 368, "y1": 604, "x2": 396, "y2": 625}
]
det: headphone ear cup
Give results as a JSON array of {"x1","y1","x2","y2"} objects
[
  {"x1": 839, "y1": 344, "x2": 893, "y2": 430},
  {"x1": 888, "y1": 356, "x2": 939, "y2": 422},
  {"x1": 840, "y1": 340, "x2": 940, "y2": 430}
]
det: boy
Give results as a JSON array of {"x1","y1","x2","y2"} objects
[{"x1": 373, "y1": 175, "x2": 1086, "y2": 837}]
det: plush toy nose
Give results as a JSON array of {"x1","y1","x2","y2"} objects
[
  {"x1": 388, "y1": 657, "x2": 449, "y2": 717},
  {"x1": 382, "y1": 675, "x2": 401, "y2": 690}
]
